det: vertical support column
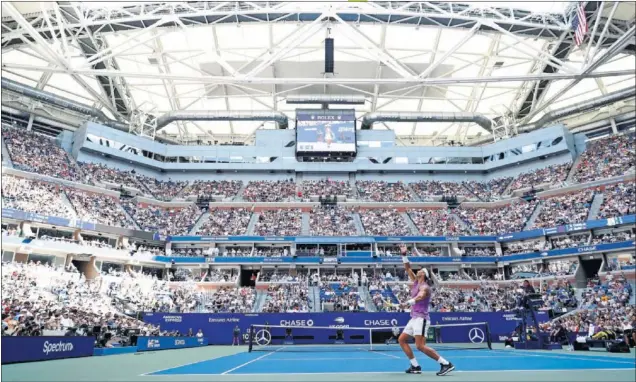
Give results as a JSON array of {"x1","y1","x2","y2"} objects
[
  {"x1": 26, "y1": 114, "x2": 35, "y2": 131},
  {"x1": 610, "y1": 118, "x2": 618, "y2": 134}
]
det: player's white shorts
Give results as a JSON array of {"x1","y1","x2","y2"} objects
[{"x1": 402, "y1": 317, "x2": 430, "y2": 337}]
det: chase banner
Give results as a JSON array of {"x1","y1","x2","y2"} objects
[{"x1": 141, "y1": 312, "x2": 548, "y2": 345}]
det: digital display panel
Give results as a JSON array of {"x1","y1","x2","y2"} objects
[{"x1": 296, "y1": 109, "x2": 356, "y2": 153}]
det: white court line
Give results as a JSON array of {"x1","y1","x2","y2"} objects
[
  {"x1": 370, "y1": 351, "x2": 401, "y2": 359},
  {"x1": 141, "y1": 367, "x2": 635, "y2": 377},
  {"x1": 266, "y1": 355, "x2": 529, "y2": 361},
  {"x1": 220, "y1": 349, "x2": 282, "y2": 375},
  {"x1": 490, "y1": 349, "x2": 636, "y2": 365},
  {"x1": 139, "y1": 353, "x2": 238, "y2": 376}
]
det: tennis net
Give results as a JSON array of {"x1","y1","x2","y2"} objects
[{"x1": 248, "y1": 321, "x2": 492, "y2": 352}]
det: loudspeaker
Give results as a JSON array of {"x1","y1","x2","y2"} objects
[{"x1": 325, "y1": 38, "x2": 334, "y2": 73}]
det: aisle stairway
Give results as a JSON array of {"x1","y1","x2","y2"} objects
[
  {"x1": 405, "y1": 183, "x2": 422, "y2": 202},
  {"x1": 234, "y1": 181, "x2": 248, "y2": 201},
  {"x1": 352, "y1": 212, "x2": 365, "y2": 235},
  {"x1": 587, "y1": 193, "x2": 604, "y2": 221},
  {"x1": 246, "y1": 213, "x2": 259, "y2": 235},
  {"x1": 401, "y1": 212, "x2": 421, "y2": 235},
  {"x1": 253, "y1": 290, "x2": 267, "y2": 313},
  {"x1": 310, "y1": 286, "x2": 321, "y2": 312},
  {"x1": 450, "y1": 213, "x2": 474, "y2": 234},
  {"x1": 1, "y1": 136, "x2": 13, "y2": 168},
  {"x1": 523, "y1": 201, "x2": 544, "y2": 231},
  {"x1": 565, "y1": 156, "x2": 584, "y2": 184},
  {"x1": 189, "y1": 211, "x2": 210, "y2": 235},
  {"x1": 301, "y1": 212, "x2": 310, "y2": 235},
  {"x1": 359, "y1": 286, "x2": 376, "y2": 312}
]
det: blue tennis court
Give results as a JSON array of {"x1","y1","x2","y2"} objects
[{"x1": 143, "y1": 347, "x2": 636, "y2": 377}]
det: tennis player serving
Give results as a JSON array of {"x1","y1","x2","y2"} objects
[{"x1": 397, "y1": 244, "x2": 454, "y2": 376}]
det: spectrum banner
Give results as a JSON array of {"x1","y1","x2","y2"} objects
[
  {"x1": 141, "y1": 312, "x2": 548, "y2": 345},
  {"x1": 1, "y1": 336, "x2": 95, "y2": 364},
  {"x1": 136, "y1": 336, "x2": 209, "y2": 352}
]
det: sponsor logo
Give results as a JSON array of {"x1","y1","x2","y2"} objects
[
  {"x1": 440, "y1": 316, "x2": 473, "y2": 322},
  {"x1": 577, "y1": 246, "x2": 597, "y2": 253},
  {"x1": 540, "y1": 252, "x2": 548, "y2": 256},
  {"x1": 208, "y1": 318, "x2": 240, "y2": 323},
  {"x1": 163, "y1": 315, "x2": 182, "y2": 323},
  {"x1": 147, "y1": 339, "x2": 160, "y2": 349},
  {"x1": 42, "y1": 341, "x2": 74, "y2": 355},
  {"x1": 197, "y1": 338, "x2": 204, "y2": 344},
  {"x1": 254, "y1": 329, "x2": 272, "y2": 346},
  {"x1": 364, "y1": 319, "x2": 399, "y2": 326},
  {"x1": 445, "y1": 237, "x2": 459, "y2": 241},
  {"x1": 334, "y1": 317, "x2": 345, "y2": 324},
  {"x1": 280, "y1": 319, "x2": 314, "y2": 327},
  {"x1": 174, "y1": 339, "x2": 185, "y2": 346},
  {"x1": 468, "y1": 328, "x2": 485, "y2": 344},
  {"x1": 498, "y1": 336, "x2": 508, "y2": 341}
]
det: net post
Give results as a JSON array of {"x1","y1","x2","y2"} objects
[
  {"x1": 369, "y1": 327, "x2": 373, "y2": 351},
  {"x1": 248, "y1": 325, "x2": 254, "y2": 353},
  {"x1": 485, "y1": 322, "x2": 492, "y2": 350}
]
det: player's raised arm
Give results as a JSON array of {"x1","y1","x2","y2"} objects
[{"x1": 401, "y1": 244, "x2": 416, "y2": 281}]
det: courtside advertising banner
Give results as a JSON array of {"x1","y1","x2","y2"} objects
[
  {"x1": 136, "y1": 336, "x2": 209, "y2": 352},
  {"x1": 142, "y1": 312, "x2": 548, "y2": 345},
  {"x1": 1, "y1": 336, "x2": 95, "y2": 364}
]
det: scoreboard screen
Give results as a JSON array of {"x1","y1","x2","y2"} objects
[{"x1": 295, "y1": 109, "x2": 356, "y2": 153}]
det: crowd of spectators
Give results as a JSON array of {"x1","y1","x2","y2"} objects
[
  {"x1": 465, "y1": 177, "x2": 514, "y2": 201},
  {"x1": 0, "y1": 261, "x2": 187, "y2": 337},
  {"x1": 597, "y1": 182, "x2": 635, "y2": 219},
  {"x1": 2, "y1": 126, "x2": 82, "y2": 182},
  {"x1": 242, "y1": 180, "x2": 297, "y2": 202},
  {"x1": 502, "y1": 239, "x2": 549, "y2": 255},
  {"x1": 533, "y1": 189, "x2": 596, "y2": 228},
  {"x1": 65, "y1": 188, "x2": 136, "y2": 229},
  {"x1": 359, "y1": 209, "x2": 412, "y2": 236},
  {"x1": 507, "y1": 162, "x2": 571, "y2": 191},
  {"x1": 309, "y1": 206, "x2": 357, "y2": 236},
  {"x1": 196, "y1": 208, "x2": 251, "y2": 236},
  {"x1": 455, "y1": 200, "x2": 538, "y2": 235},
  {"x1": 122, "y1": 201, "x2": 201, "y2": 236},
  {"x1": 261, "y1": 283, "x2": 310, "y2": 313},
  {"x1": 301, "y1": 180, "x2": 352, "y2": 197},
  {"x1": 254, "y1": 209, "x2": 302, "y2": 236},
  {"x1": 259, "y1": 269, "x2": 305, "y2": 282},
  {"x1": 431, "y1": 287, "x2": 483, "y2": 312},
  {"x1": 410, "y1": 181, "x2": 471, "y2": 200},
  {"x1": 550, "y1": 235, "x2": 590, "y2": 250},
  {"x1": 201, "y1": 287, "x2": 255, "y2": 313},
  {"x1": 78, "y1": 162, "x2": 145, "y2": 191},
  {"x1": 356, "y1": 181, "x2": 413, "y2": 202},
  {"x1": 408, "y1": 209, "x2": 470, "y2": 236},
  {"x1": 203, "y1": 269, "x2": 237, "y2": 283},
  {"x1": 320, "y1": 281, "x2": 364, "y2": 311},
  {"x1": 461, "y1": 247, "x2": 497, "y2": 257},
  {"x1": 2, "y1": 176, "x2": 75, "y2": 219},
  {"x1": 136, "y1": 175, "x2": 189, "y2": 201},
  {"x1": 591, "y1": 230, "x2": 635, "y2": 245},
  {"x1": 573, "y1": 134, "x2": 635, "y2": 183},
  {"x1": 180, "y1": 180, "x2": 242, "y2": 199},
  {"x1": 549, "y1": 274, "x2": 634, "y2": 341}
]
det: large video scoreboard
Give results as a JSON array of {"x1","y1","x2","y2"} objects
[{"x1": 295, "y1": 109, "x2": 356, "y2": 154}]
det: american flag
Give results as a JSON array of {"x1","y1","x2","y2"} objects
[{"x1": 572, "y1": 2, "x2": 588, "y2": 46}]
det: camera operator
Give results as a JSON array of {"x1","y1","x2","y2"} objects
[{"x1": 522, "y1": 280, "x2": 535, "y2": 294}]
